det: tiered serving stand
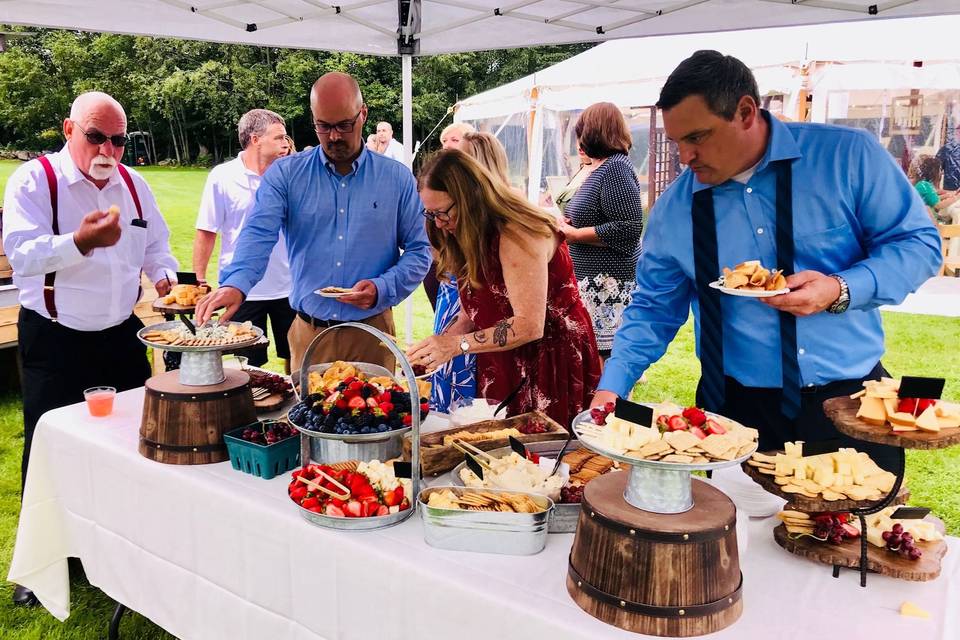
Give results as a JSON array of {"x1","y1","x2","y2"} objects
[
  {"x1": 136, "y1": 321, "x2": 264, "y2": 464},
  {"x1": 742, "y1": 395, "x2": 955, "y2": 586},
  {"x1": 564, "y1": 409, "x2": 757, "y2": 637},
  {"x1": 288, "y1": 322, "x2": 421, "y2": 531}
]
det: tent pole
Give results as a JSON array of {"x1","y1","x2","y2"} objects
[{"x1": 402, "y1": 53, "x2": 415, "y2": 348}]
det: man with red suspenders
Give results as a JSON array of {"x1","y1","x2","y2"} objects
[{"x1": 2, "y1": 91, "x2": 177, "y2": 606}]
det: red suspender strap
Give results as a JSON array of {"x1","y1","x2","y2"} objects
[
  {"x1": 37, "y1": 156, "x2": 59, "y2": 322},
  {"x1": 116, "y1": 165, "x2": 143, "y2": 219}
]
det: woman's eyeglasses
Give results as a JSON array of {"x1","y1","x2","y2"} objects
[
  {"x1": 72, "y1": 121, "x2": 128, "y2": 148},
  {"x1": 421, "y1": 204, "x2": 455, "y2": 222},
  {"x1": 314, "y1": 110, "x2": 363, "y2": 134}
]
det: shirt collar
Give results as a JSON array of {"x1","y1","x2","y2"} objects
[
  {"x1": 319, "y1": 145, "x2": 369, "y2": 177},
  {"x1": 233, "y1": 151, "x2": 262, "y2": 185},
  {"x1": 690, "y1": 110, "x2": 803, "y2": 193},
  {"x1": 55, "y1": 144, "x2": 124, "y2": 189}
]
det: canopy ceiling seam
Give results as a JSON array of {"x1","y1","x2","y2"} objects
[{"x1": 757, "y1": 0, "x2": 918, "y2": 13}]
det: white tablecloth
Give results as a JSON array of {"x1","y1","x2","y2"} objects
[{"x1": 8, "y1": 388, "x2": 960, "y2": 640}]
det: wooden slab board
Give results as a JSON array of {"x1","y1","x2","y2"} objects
[
  {"x1": 823, "y1": 396, "x2": 960, "y2": 450},
  {"x1": 152, "y1": 300, "x2": 197, "y2": 315},
  {"x1": 742, "y1": 455, "x2": 909, "y2": 512},
  {"x1": 402, "y1": 411, "x2": 567, "y2": 476},
  {"x1": 773, "y1": 519, "x2": 947, "y2": 581}
]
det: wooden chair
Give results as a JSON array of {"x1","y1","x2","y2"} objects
[{"x1": 940, "y1": 224, "x2": 960, "y2": 277}]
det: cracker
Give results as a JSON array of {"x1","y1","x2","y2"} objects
[
  {"x1": 820, "y1": 489, "x2": 846, "y2": 501},
  {"x1": 780, "y1": 510, "x2": 811, "y2": 520},
  {"x1": 637, "y1": 439, "x2": 672, "y2": 457},
  {"x1": 699, "y1": 434, "x2": 733, "y2": 459},
  {"x1": 664, "y1": 430, "x2": 700, "y2": 453},
  {"x1": 661, "y1": 453, "x2": 695, "y2": 463}
]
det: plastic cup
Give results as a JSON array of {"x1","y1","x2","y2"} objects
[{"x1": 84, "y1": 387, "x2": 116, "y2": 417}]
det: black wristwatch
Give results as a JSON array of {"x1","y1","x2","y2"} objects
[{"x1": 827, "y1": 275, "x2": 850, "y2": 314}]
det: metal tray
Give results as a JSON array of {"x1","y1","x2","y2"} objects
[
  {"x1": 297, "y1": 501, "x2": 413, "y2": 531},
  {"x1": 450, "y1": 439, "x2": 619, "y2": 534},
  {"x1": 571, "y1": 409, "x2": 757, "y2": 473},
  {"x1": 137, "y1": 320, "x2": 264, "y2": 353},
  {"x1": 418, "y1": 486, "x2": 552, "y2": 555}
]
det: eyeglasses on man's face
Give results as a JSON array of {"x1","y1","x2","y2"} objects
[
  {"x1": 420, "y1": 203, "x2": 455, "y2": 222},
  {"x1": 72, "y1": 121, "x2": 128, "y2": 148},
  {"x1": 314, "y1": 109, "x2": 363, "y2": 135}
]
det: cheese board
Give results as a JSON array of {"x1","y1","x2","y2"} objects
[
  {"x1": 823, "y1": 395, "x2": 960, "y2": 449},
  {"x1": 773, "y1": 516, "x2": 947, "y2": 582},
  {"x1": 741, "y1": 453, "x2": 909, "y2": 513}
]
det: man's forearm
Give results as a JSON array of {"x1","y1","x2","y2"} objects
[{"x1": 192, "y1": 230, "x2": 217, "y2": 282}]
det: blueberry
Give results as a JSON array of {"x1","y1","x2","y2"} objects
[{"x1": 377, "y1": 424, "x2": 389, "y2": 432}]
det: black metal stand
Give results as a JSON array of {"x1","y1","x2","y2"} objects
[
  {"x1": 830, "y1": 447, "x2": 906, "y2": 587},
  {"x1": 108, "y1": 603, "x2": 127, "y2": 640}
]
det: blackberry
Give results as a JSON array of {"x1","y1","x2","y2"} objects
[
  {"x1": 360, "y1": 386, "x2": 373, "y2": 399},
  {"x1": 356, "y1": 413, "x2": 375, "y2": 429}
]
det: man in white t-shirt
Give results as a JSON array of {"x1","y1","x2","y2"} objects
[
  {"x1": 193, "y1": 109, "x2": 294, "y2": 370},
  {"x1": 371, "y1": 121, "x2": 405, "y2": 163}
]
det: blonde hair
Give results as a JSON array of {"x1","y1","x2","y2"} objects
[
  {"x1": 419, "y1": 149, "x2": 557, "y2": 289},
  {"x1": 284, "y1": 135, "x2": 296, "y2": 155},
  {"x1": 460, "y1": 132, "x2": 511, "y2": 185},
  {"x1": 440, "y1": 122, "x2": 475, "y2": 147}
]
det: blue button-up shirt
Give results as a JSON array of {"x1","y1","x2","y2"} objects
[
  {"x1": 220, "y1": 147, "x2": 431, "y2": 320},
  {"x1": 601, "y1": 116, "x2": 942, "y2": 398}
]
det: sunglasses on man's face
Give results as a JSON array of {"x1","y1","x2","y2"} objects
[{"x1": 72, "y1": 121, "x2": 128, "y2": 148}]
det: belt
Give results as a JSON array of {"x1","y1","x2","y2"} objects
[{"x1": 296, "y1": 311, "x2": 343, "y2": 328}]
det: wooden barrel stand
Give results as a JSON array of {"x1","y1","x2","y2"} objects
[
  {"x1": 140, "y1": 369, "x2": 255, "y2": 464},
  {"x1": 567, "y1": 472, "x2": 743, "y2": 637}
]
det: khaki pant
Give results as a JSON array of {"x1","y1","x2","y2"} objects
[{"x1": 288, "y1": 309, "x2": 397, "y2": 377}]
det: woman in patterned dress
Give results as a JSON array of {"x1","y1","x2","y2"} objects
[
  {"x1": 408, "y1": 150, "x2": 601, "y2": 428},
  {"x1": 558, "y1": 102, "x2": 644, "y2": 360}
]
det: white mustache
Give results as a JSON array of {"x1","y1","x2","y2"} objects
[{"x1": 88, "y1": 155, "x2": 118, "y2": 180}]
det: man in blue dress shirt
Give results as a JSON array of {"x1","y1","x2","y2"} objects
[
  {"x1": 592, "y1": 52, "x2": 941, "y2": 467},
  {"x1": 197, "y1": 73, "x2": 431, "y2": 370}
]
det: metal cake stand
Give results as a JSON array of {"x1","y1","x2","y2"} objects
[{"x1": 138, "y1": 321, "x2": 264, "y2": 386}]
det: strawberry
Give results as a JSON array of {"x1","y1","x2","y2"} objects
[
  {"x1": 363, "y1": 500, "x2": 381, "y2": 517},
  {"x1": 682, "y1": 406, "x2": 707, "y2": 427},
  {"x1": 897, "y1": 398, "x2": 917, "y2": 414},
  {"x1": 366, "y1": 397, "x2": 379, "y2": 409},
  {"x1": 420, "y1": 402, "x2": 430, "y2": 413},
  {"x1": 402, "y1": 414, "x2": 412, "y2": 426},
  {"x1": 656, "y1": 415, "x2": 671, "y2": 431},
  {"x1": 382, "y1": 486, "x2": 404, "y2": 507},
  {"x1": 840, "y1": 522, "x2": 860, "y2": 538},
  {"x1": 289, "y1": 486, "x2": 308, "y2": 502},
  {"x1": 291, "y1": 468, "x2": 305, "y2": 479},
  {"x1": 399, "y1": 499, "x2": 411, "y2": 511},
  {"x1": 301, "y1": 496, "x2": 320, "y2": 510},
  {"x1": 348, "y1": 380, "x2": 363, "y2": 393},
  {"x1": 704, "y1": 419, "x2": 726, "y2": 435},
  {"x1": 344, "y1": 500, "x2": 363, "y2": 517},
  {"x1": 380, "y1": 391, "x2": 392, "y2": 403},
  {"x1": 354, "y1": 484, "x2": 377, "y2": 500},
  {"x1": 324, "y1": 504, "x2": 345, "y2": 517},
  {"x1": 348, "y1": 396, "x2": 366, "y2": 410},
  {"x1": 307, "y1": 504, "x2": 324, "y2": 513},
  {"x1": 335, "y1": 397, "x2": 349, "y2": 411},
  {"x1": 689, "y1": 426, "x2": 708, "y2": 440},
  {"x1": 667, "y1": 416, "x2": 688, "y2": 431},
  {"x1": 813, "y1": 514, "x2": 834, "y2": 526},
  {"x1": 342, "y1": 388, "x2": 359, "y2": 400},
  {"x1": 917, "y1": 398, "x2": 936, "y2": 413},
  {"x1": 376, "y1": 505, "x2": 389, "y2": 517},
  {"x1": 527, "y1": 452, "x2": 541, "y2": 464},
  {"x1": 604, "y1": 401, "x2": 615, "y2": 412},
  {"x1": 378, "y1": 402, "x2": 395, "y2": 414}
]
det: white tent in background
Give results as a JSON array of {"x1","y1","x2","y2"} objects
[{"x1": 455, "y1": 15, "x2": 960, "y2": 206}]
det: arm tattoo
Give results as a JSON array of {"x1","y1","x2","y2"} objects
[
  {"x1": 492, "y1": 319, "x2": 515, "y2": 347},
  {"x1": 472, "y1": 330, "x2": 488, "y2": 344}
]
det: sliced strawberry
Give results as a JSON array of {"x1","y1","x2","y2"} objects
[
  {"x1": 917, "y1": 398, "x2": 936, "y2": 412},
  {"x1": 688, "y1": 426, "x2": 708, "y2": 440},
  {"x1": 380, "y1": 391, "x2": 392, "y2": 403},
  {"x1": 656, "y1": 415, "x2": 671, "y2": 431},
  {"x1": 378, "y1": 402, "x2": 395, "y2": 414},
  {"x1": 289, "y1": 486, "x2": 308, "y2": 502},
  {"x1": 324, "y1": 503, "x2": 345, "y2": 517},
  {"x1": 382, "y1": 486, "x2": 403, "y2": 507},
  {"x1": 344, "y1": 500, "x2": 363, "y2": 517},
  {"x1": 402, "y1": 414, "x2": 412, "y2": 426},
  {"x1": 348, "y1": 380, "x2": 363, "y2": 393},
  {"x1": 376, "y1": 505, "x2": 389, "y2": 517},
  {"x1": 363, "y1": 500, "x2": 381, "y2": 517},
  {"x1": 307, "y1": 505, "x2": 324, "y2": 513},
  {"x1": 667, "y1": 416, "x2": 688, "y2": 431},
  {"x1": 348, "y1": 396, "x2": 366, "y2": 410},
  {"x1": 342, "y1": 388, "x2": 359, "y2": 400},
  {"x1": 682, "y1": 406, "x2": 707, "y2": 427},
  {"x1": 335, "y1": 397, "x2": 349, "y2": 411},
  {"x1": 704, "y1": 419, "x2": 726, "y2": 435},
  {"x1": 897, "y1": 398, "x2": 917, "y2": 414},
  {"x1": 840, "y1": 522, "x2": 860, "y2": 538},
  {"x1": 420, "y1": 402, "x2": 430, "y2": 413},
  {"x1": 301, "y1": 496, "x2": 320, "y2": 510}
]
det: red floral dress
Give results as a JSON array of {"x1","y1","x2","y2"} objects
[{"x1": 458, "y1": 234, "x2": 602, "y2": 429}]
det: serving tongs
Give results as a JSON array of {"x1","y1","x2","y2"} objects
[
  {"x1": 451, "y1": 438, "x2": 495, "y2": 472},
  {"x1": 297, "y1": 469, "x2": 351, "y2": 501}
]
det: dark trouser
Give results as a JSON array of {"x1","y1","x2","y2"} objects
[
  {"x1": 18, "y1": 308, "x2": 150, "y2": 493},
  {"x1": 230, "y1": 297, "x2": 295, "y2": 367},
  {"x1": 697, "y1": 362, "x2": 899, "y2": 472}
]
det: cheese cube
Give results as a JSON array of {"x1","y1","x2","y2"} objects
[
  {"x1": 915, "y1": 405, "x2": 941, "y2": 433},
  {"x1": 899, "y1": 601, "x2": 930, "y2": 619}
]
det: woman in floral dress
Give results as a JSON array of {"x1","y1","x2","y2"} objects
[{"x1": 408, "y1": 150, "x2": 601, "y2": 428}]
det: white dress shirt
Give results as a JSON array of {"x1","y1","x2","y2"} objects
[
  {"x1": 2, "y1": 147, "x2": 178, "y2": 331},
  {"x1": 195, "y1": 153, "x2": 291, "y2": 301},
  {"x1": 380, "y1": 138, "x2": 405, "y2": 164}
]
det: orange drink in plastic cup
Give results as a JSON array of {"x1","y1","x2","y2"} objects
[{"x1": 84, "y1": 387, "x2": 116, "y2": 417}]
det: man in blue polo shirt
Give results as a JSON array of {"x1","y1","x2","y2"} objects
[
  {"x1": 592, "y1": 51, "x2": 941, "y2": 468},
  {"x1": 196, "y1": 72, "x2": 431, "y2": 370}
]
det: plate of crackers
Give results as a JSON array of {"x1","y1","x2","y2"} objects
[
  {"x1": 710, "y1": 260, "x2": 789, "y2": 298},
  {"x1": 315, "y1": 286, "x2": 353, "y2": 298},
  {"x1": 572, "y1": 402, "x2": 759, "y2": 471},
  {"x1": 138, "y1": 320, "x2": 263, "y2": 352},
  {"x1": 421, "y1": 487, "x2": 548, "y2": 514}
]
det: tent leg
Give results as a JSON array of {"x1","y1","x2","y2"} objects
[{"x1": 402, "y1": 53, "x2": 416, "y2": 348}]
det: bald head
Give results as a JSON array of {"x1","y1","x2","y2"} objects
[
  {"x1": 70, "y1": 91, "x2": 126, "y2": 124},
  {"x1": 310, "y1": 72, "x2": 368, "y2": 168}
]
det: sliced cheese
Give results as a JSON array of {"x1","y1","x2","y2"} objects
[
  {"x1": 899, "y1": 601, "x2": 930, "y2": 619},
  {"x1": 856, "y1": 396, "x2": 887, "y2": 426},
  {"x1": 888, "y1": 411, "x2": 917, "y2": 427},
  {"x1": 915, "y1": 405, "x2": 941, "y2": 433},
  {"x1": 937, "y1": 415, "x2": 960, "y2": 429},
  {"x1": 882, "y1": 397, "x2": 899, "y2": 417}
]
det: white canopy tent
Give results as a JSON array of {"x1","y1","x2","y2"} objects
[
  {"x1": 3, "y1": 1, "x2": 960, "y2": 339},
  {"x1": 455, "y1": 15, "x2": 960, "y2": 203}
]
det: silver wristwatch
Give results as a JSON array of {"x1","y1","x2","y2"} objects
[
  {"x1": 459, "y1": 337, "x2": 470, "y2": 355},
  {"x1": 827, "y1": 275, "x2": 850, "y2": 314}
]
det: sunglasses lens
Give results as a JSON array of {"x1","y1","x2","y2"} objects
[
  {"x1": 87, "y1": 132, "x2": 107, "y2": 145},
  {"x1": 111, "y1": 136, "x2": 128, "y2": 147}
]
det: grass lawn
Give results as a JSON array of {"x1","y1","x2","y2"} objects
[{"x1": 0, "y1": 159, "x2": 957, "y2": 637}]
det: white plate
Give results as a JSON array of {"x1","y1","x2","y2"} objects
[
  {"x1": 709, "y1": 280, "x2": 789, "y2": 298},
  {"x1": 314, "y1": 288, "x2": 351, "y2": 298}
]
